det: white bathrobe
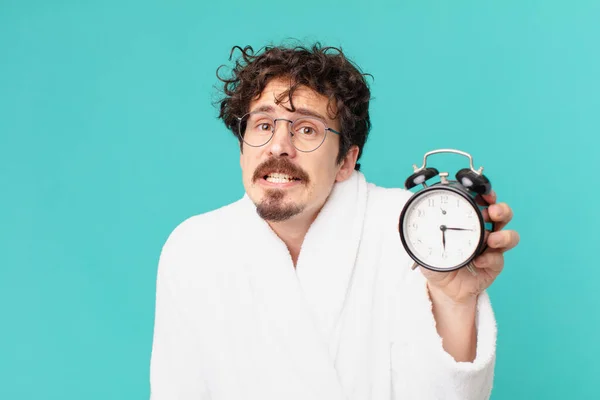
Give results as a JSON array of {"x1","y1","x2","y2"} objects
[{"x1": 149, "y1": 171, "x2": 497, "y2": 400}]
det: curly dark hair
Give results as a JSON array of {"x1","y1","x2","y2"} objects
[{"x1": 215, "y1": 42, "x2": 372, "y2": 171}]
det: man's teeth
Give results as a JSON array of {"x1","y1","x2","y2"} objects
[{"x1": 265, "y1": 173, "x2": 298, "y2": 183}]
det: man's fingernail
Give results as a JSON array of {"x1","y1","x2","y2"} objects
[{"x1": 495, "y1": 206, "x2": 503, "y2": 218}]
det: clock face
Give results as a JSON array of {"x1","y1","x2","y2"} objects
[{"x1": 401, "y1": 188, "x2": 483, "y2": 270}]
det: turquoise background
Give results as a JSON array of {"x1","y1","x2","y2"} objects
[{"x1": 1, "y1": 0, "x2": 598, "y2": 398}]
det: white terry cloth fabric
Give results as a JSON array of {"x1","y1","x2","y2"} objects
[{"x1": 149, "y1": 170, "x2": 497, "y2": 400}]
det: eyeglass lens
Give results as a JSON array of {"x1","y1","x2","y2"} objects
[{"x1": 239, "y1": 112, "x2": 327, "y2": 152}]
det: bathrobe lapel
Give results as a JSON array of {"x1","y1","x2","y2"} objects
[
  {"x1": 235, "y1": 172, "x2": 367, "y2": 399},
  {"x1": 238, "y1": 195, "x2": 347, "y2": 399},
  {"x1": 295, "y1": 172, "x2": 368, "y2": 353}
]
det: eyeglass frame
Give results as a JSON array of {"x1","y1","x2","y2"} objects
[{"x1": 236, "y1": 111, "x2": 342, "y2": 153}]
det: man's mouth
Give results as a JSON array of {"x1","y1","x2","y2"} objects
[
  {"x1": 252, "y1": 158, "x2": 309, "y2": 186},
  {"x1": 263, "y1": 172, "x2": 302, "y2": 184}
]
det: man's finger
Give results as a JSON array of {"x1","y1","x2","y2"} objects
[
  {"x1": 479, "y1": 190, "x2": 497, "y2": 206},
  {"x1": 482, "y1": 208, "x2": 490, "y2": 223},
  {"x1": 487, "y1": 230, "x2": 520, "y2": 251},
  {"x1": 479, "y1": 202, "x2": 514, "y2": 231},
  {"x1": 489, "y1": 202, "x2": 512, "y2": 222},
  {"x1": 472, "y1": 250, "x2": 504, "y2": 273}
]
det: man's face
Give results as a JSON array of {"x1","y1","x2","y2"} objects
[{"x1": 240, "y1": 77, "x2": 357, "y2": 223}]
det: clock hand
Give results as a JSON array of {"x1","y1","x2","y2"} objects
[
  {"x1": 443, "y1": 230, "x2": 446, "y2": 250},
  {"x1": 440, "y1": 225, "x2": 446, "y2": 250},
  {"x1": 445, "y1": 227, "x2": 474, "y2": 231}
]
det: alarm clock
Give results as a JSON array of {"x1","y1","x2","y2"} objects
[{"x1": 398, "y1": 149, "x2": 495, "y2": 275}]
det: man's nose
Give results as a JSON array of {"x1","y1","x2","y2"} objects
[{"x1": 266, "y1": 120, "x2": 296, "y2": 157}]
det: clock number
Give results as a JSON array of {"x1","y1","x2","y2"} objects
[
  {"x1": 428, "y1": 247, "x2": 433, "y2": 255},
  {"x1": 411, "y1": 223, "x2": 418, "y2": 230},
  {"x1": 417, "y1": 209, "x2": 424, "y2": 217},
  {"x1": 467, "y1": 209, "x2": 474, "y2": 218},
  {"x1": 428, "y1": 198, "x2": 435, "y2": 207},
  {"x1": 440, "y1": 195, "x2": 448, "y2": 204},
  {"x1": 442, "y1": 251, "x2": 448, "y2": 259}
]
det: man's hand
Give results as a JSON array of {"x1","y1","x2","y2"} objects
[
  {"x1": 421, "y1": 190, "x2": 520, "y2": 305},
  {"x1": 419, "y1": 190, "x2": 519, "y2": 362}
]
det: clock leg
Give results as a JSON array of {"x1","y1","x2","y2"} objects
[{"x1": 466, "y1": 263, "x2": 478, "y2": 276}]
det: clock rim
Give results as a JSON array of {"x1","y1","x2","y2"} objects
[{"x1": 398, "y1": 184, "x2": 486, "y2": 272}]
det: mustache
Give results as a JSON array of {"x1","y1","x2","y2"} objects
[{"x1": 252, "y1": 158, "x2": 310, "y2": 183}]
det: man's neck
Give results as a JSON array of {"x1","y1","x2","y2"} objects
[{"x1": 268, "y1": 211, "x2": 319, "y2": 267}]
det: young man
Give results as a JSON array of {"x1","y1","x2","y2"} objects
[{"x1": 149, "y1": 43, "x2": 519, "y2": 399}]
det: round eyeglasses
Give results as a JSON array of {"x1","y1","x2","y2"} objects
[{"x1": 236, "y1": 112, "x2": 341, "y2": 152}]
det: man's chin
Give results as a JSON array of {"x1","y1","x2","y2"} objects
[{"x1": 255, "y1": 200, "x2": 304, "y2": 222}]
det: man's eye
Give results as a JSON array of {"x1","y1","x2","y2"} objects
[
  {"x1": 297, "y1": 126, "x2": 316, "y2": 135},
  {"x1": 258, "y1": 123, "x2": 272, "y2": 131}
]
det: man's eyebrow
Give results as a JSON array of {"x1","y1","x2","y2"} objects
[
  {"x1": 249, "y1": 105, "x2": 329, "y2": 122},
  {"x1": 250, "y1": 105, "x2": 275, "y2": 114},
  {"x1": 294, "y1": 107, "x2": 328, "y2": 122}
]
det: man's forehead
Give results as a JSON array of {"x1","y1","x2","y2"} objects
[
  {"x1": 250, "y1": 78, "x2": 337, "y2": 121},
  {"x1": 256, "y1": 79, "x2": 322, "y2": 105}
]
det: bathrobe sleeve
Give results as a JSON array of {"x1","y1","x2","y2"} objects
[
  {"x1": 149, "y1": 220, "x2": 211, "y2": 400},
  {"x1": 389, "y1": 266, "x2": 497, "y2": 400}
]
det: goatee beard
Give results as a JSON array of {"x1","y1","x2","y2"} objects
[
  {"x1": 251, "y1": 157, "x2": 309, "y2": 222},
  {"x1": 255, "y1": 188, "x2": 304, "y2": 222}
]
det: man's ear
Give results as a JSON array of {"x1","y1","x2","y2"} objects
[{"x1": 335, "y1": 145, "x2": 360, "y2": 182}]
